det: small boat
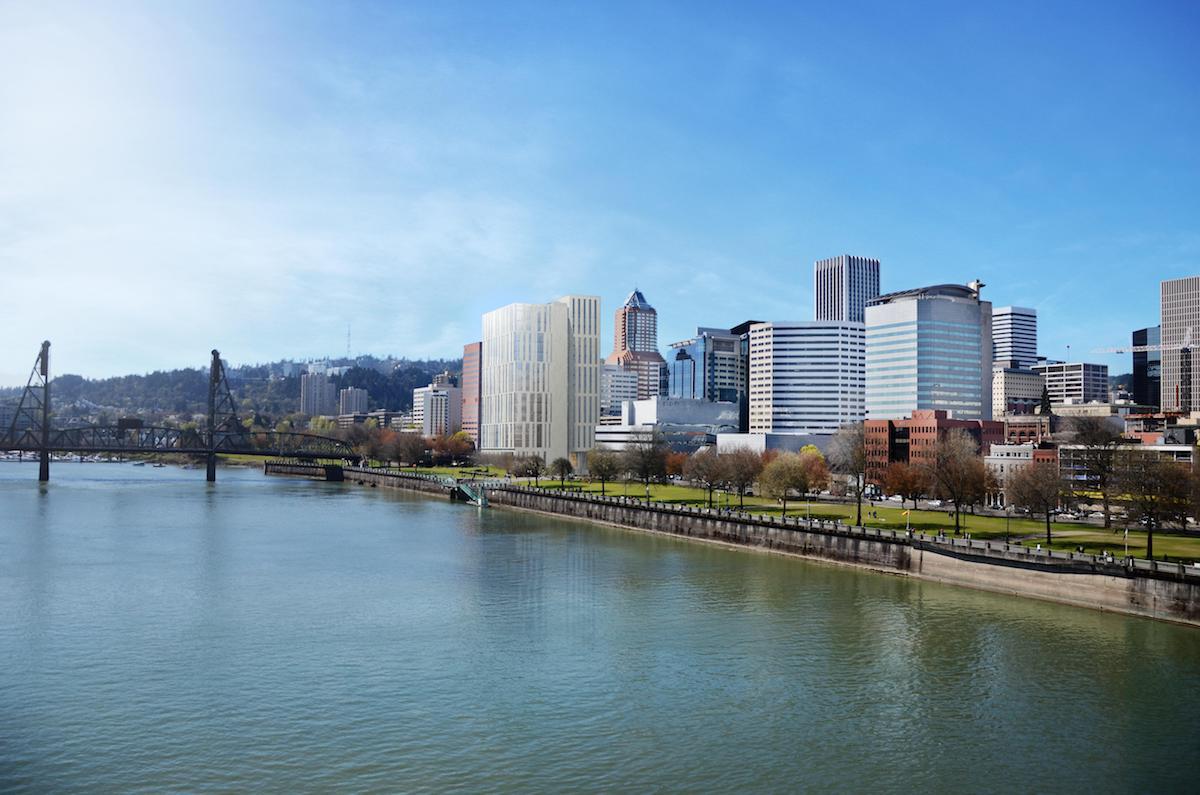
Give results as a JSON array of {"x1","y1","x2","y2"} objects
[
  {"x1": 152, "y1": 463, "x2": 166, "y2": 468},
  {"x1": 132, "y1": 461, "x2": 146, "y2": 467}
]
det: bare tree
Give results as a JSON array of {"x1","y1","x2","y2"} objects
[
  {"x1": 514, "y1": 454, "x2": 545, "y2": 487},
  {"x1": 1119, "y1": 454, "x2": 1193, "y2": 559},
  {"x1": 924, "y1": 429, "x2": 985, "y2": 535},
  {"x1": 882, "y1": 462, "x2": 930, "y2": 510},
  {"x1": 393, "y1": 432, "x2": 428, "y2": 466},
  {"x1": 1007, "y1": 461, "x2": 1069, "y2": 545},
  {"x1": 684, "y1": 447, "x2": 728, "y2": 508},
  {"x1": 550, "y1": 457, "x2": 573, "y2": 488},
  {"x1": 588, "y1": 447, "x2": 620, "y2": 495},
  {"x1": 828, "y1": 422, "x2": 868, "y2": 526},
  {"x1": 623, "y1": 431, "x2": 669, "y2": 501},
  {"x1": 1069, "y1": 416, "x2": 1124, "y2": 528},
  {"x1": 723, "y1": 447, "x2": 764, "y2": 508}
]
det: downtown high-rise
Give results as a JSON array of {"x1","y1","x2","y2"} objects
[
  {"x1": 865, "y1": 282, "x2": 993, "y2": 420},
  {"x1": 991, "y1": 306, "x2": 1038, "y2": 369},
  {"x1": 813, "y1": 255, "x2": 881, "y2": 323},
  {"x1": 1160, "y1": 275, "x2": 1200, "y2": 412},
  {"x1": 605, "y1": 289, "x2": 666, "y2": 400}
]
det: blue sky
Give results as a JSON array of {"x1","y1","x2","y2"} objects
[{"x1": 1, "y1": 0, "x2": 1197, "y2": 384}]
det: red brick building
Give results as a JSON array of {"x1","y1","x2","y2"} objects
[{"x1": 865, "y1": 409, "x2": 1004, "y2": 484}]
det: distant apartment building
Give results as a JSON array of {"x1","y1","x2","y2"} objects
[
  {"x1": 1032, "y1": 362, "x2": 1108, "y2": 404},
  {"x1": 413, "y1": 372, "x2": 462, "y2": 437},
  {"x1": 1161, "y1": 275, "x2": 1200, "y2": 412},
  {"x1": 299, "y1": 372, "x2": 336, "y2": 416},
  {"x1": 605, "y1": 289, "x2": 666, "y2": 400},
  {"x1": 667, "y1": 327, "x2": 745, "y2": 403},
  {"x1": 865, "y1": 282, "x2": 993, "y2": 421},
  {"x1": 480, "y1": 295, "x2": 600, "y2": 467},
  {"x1": 864, "y1": 409, "x2": 1004, "y2": 484},
  {"x1": 813, "y1": 255, "x2": 880, "y2": 323},
  {"x1": 992, "y1": 366, "x2": 1043, "y2": 415},
  {"x1": 338, "y1": 387, "x2": 368, "y2": 416},
  {"x1": 747, "y1": 321, "x2": 866, "y2": 435},
  {"x1": 600, "y1": 363, "x2": 639, "y2": 417},
  {"x1": 461, "y1": 341, "x2": 482, "y2": 444},
  {"x1": 992, "y1": 306, "x2": 1038, "y2": 370},
  {"x1": 1132, "y1": 325, "x2": 1162, "y2": 409}
]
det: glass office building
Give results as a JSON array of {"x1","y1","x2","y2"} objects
[{"x1": 865, "y1": 283, "x2": 993, "y2": 420}]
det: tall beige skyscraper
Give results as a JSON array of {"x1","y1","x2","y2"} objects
[
  {"x1": 1161, "y1": 275, "x2": 1200, "y2": 411},
  {"x1": 479, "y1": 295, "x2": 599, "y2": 468},
  {"x1": 605, "y1": 289, "x2": 665, "y2": 400}
]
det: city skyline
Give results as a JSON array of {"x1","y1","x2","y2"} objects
[{"x1": 2, "y1": 1, "x2": 1198, "y2": 385}]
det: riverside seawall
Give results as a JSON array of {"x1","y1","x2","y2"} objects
[{"x1": 264, "y1": 462, "x2": 1200, "y2": 627}]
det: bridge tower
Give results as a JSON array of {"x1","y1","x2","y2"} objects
[
  {"x1": 3, "y1": 342, "x2": 52, "y2": 481},
  {"x1": 206, "y1": 349, "x2": 243, "y2": 482}
]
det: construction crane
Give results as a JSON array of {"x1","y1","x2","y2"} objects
[{"x1": 1091, "y1": 327, "x2": 1190, "y2": 355}]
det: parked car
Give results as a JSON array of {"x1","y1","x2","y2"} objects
[
  {"x1": 927, "y1": 499, "x2": 943, "y2": 508},
  {"x1": 887, "y1": 495, "x2": 903, "y2": 502},
  {"x1": 1089, "y1": 512, "x2": 1105, "y2": 519}
]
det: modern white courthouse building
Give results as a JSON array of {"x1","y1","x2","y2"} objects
[{"x1": 479, "y1": 295, "x2": 600, "y2": 470}]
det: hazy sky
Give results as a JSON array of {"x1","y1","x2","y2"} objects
[{"x1": 2, "y1": 0, "x2": 1197, "y2": 385}]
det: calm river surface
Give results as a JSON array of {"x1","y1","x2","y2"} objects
[{"x1": 1, "y1": 463, "x2": 1198, "y2": 792}]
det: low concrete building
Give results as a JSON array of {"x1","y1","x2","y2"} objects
[
  {"x1": 715, "y1": 433, "x2": 831, "y2": 455},
  {"x1": 595, "y1": 397, "x2": 739, "y2": 453}
]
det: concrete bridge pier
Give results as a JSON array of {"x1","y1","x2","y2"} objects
[{"x1": 206, "y1": 454, "x2": 217, "y2": 482}]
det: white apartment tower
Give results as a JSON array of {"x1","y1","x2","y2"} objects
[
  {"x1": 992, "y1": 306, "x2": 1038, "y2": 369},
  {"x1": 480, "y1": 295, "x2": 600, "y2": 468},
  {"x1": 748, "y1": 321, "x2": 866, "y2": 434},
  {"x1": 338, "y1": 387, "x2": 368, "y2": 415},
  {"x1": 1161, "y1": 275, "x2": 1200, "y2": 412},
  {"x1": 865, "y1": 282, "x2": 993, "y2": 420},
  {"x1": 814, "y1": 255, "x2": 881, "y2": 323},
  {"x1": 413, "y1": 380, "x2": 462, "y2": 437}
]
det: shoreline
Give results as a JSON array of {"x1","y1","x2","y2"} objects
[{"x1": 266, "y1": 462, "x2": 1200, "y2": 628}]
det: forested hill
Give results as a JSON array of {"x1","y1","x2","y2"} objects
[{"x1": 1, "y1": 358, "x2": 461, "y2": 419}]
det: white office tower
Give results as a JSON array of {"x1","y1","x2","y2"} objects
[
  {"x1": 1161, "y1": 275, "x2": 1200, "y2": 411},
  {"x1": 1031, "y1": 362, "x2": 1109, "y2": 404},
  {"x1": 748, "y1": 321, "x2": 866, "y2": 434},
  {"x1": 865, "y1": 282, "x2": 993, "y2": 420},
  {"x1": 814, "y1": 255, "x2": 881, "y2": 323},
  {"x1": 992, "y1": 306, "x2": 1038, "y2": 370},
  {"x1": 480, "y1": 295, "x2": 600, "y2": 469},
  {"x1": 600, "y1": 363, "x2": 639, "y2": 416}
]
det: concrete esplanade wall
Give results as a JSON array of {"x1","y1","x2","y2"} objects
[
  {"x1": 263, "y1": 463, "x2": 1200, "y2": 627},
  {"x1": 485, "y1": 489, "x2": 1200, "y2": 627}
]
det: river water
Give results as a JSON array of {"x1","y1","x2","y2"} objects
[{"x1": 1, "y1": 463, "x2": 1197, "y2": 792}]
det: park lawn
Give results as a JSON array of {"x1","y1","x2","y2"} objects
[
  {"x1": 412, "y1": 464, "x2": 508, "y2": 478},
  {"x1": 538, "y1": 479, "x2": 1200, "y2": 563}
]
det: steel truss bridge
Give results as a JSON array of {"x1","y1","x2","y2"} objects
[{"x1": 2, "y1": 342, "x2": 359, "y2": 482}]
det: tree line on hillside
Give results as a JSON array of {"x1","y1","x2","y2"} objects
[{"x1": 1, "y1": 359, "x2": 460, "y2": 420}]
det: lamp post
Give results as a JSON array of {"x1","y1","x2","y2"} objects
[{"x1": 1005, "y1": 504, "x2": 1011, "y2": 545}]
